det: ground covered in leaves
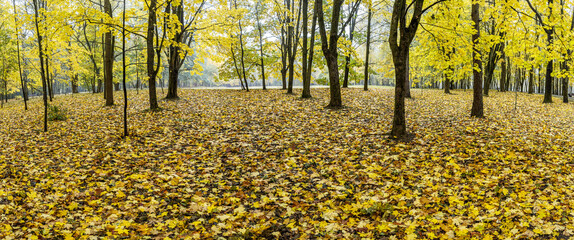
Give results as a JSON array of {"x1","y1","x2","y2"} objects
[{"x1": 1, "y1": 88, "x2": 574, "y2": 239}]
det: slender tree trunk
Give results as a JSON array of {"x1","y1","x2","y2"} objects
[
  {"x1": 343, "y1": 11, "x2": 357, "y2": 88},
  {"x1": 302, "y1": 2, "x2": 317, "y2": 98},
  {"x1": 500, "y1": 56, "x2": 507, "y2": 92},
  {"x1": 287, "y1": 0, "x2": 301, "y2": 94},
  {"x1": 13, "y1": 0, "x2": 27, "y2": 110},
  {"x1": 122, "y1": 0, "x2": 128, "y2": 137},
  {"x1": 528, "y1": 67, "x2": 535, "y2": 94},
  {"x1": 233, "y1": 0, "x2": 249, "y2": 92},
  {"x1": 46, "y1": 57, "x2": 53, "y2": 101},
  {"x1": 445, "y1": 67, "x2": 452, "y2": 94},
  {"x1": 104, "y1": 0, "x2": 114, "y2": 105},
  {"x1": 33, "y1": 0, "x2": 48, "y2": 132},
  {"x1": 363, "y1": 6, "x2": 371, "y2": 91},
  {"x1": 471, "y1": 1, "x2": 484, "y2": 118},
  {"x1": 301, "y1": 0, "x2": 309, "y2": 96},
  {"x1": 231, "y1": 46, "x2": 244, "y2": 89},
  {"x1": 405, "y1": 50, "x2": 411, "y2": 98},
  {"x1": 256, "y1": 0, "x2": 266, "y2": 90}
]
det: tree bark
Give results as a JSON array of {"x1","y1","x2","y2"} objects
[
  {"x1": 256, "y1": 0, "x2": 266, "y2": 90},
  {"x1": 166, "y1": 0, "x2": 184, "y2": 99},
  {"x1": 316, "y1": 0, "x2": 344, "y2": 108},
  {"x1": 343, "y1": 10, "x2": 357, "y2": 88},
  {"x1": 234, "y1": 0, "x2": 249, "y2": 92},
  {"x1": 471, "y1": 1, "x2": 484, "y2": 118},
  {"x1": 104, "y1": 0, "x2": 114, "y2": 105},
  {"x1": 147, "y1": 0, "x2": 159, "y2": 110},
  {"x1": 33, "y1": 0, "x2": 48, "y2": 132},
  {"x1": 301, "y1": 0, "x2": 309, "y2": 97},
  {"x1": 302, "y1": 1, "x2": 317, "y2": 98},
  {"x1": 388, "y1": 0, "x2": 431, "y2": 138},
  {"x1": 12, "y1": 0, "x2": 27, "y2": 110},
  {"x1": 122, "y1": 0, "x2": 128, "y2": 137},
  {"x1": 363, "y1": 6, "x2": 371, "y2": 91}
]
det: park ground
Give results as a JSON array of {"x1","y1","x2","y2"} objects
[{"x1": 1, "y1": 88, "x2": 574, "y2": 239}]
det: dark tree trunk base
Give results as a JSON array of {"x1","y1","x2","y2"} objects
[{"x1": 387, "y1": 132, "x2": 415, "y2": 142}]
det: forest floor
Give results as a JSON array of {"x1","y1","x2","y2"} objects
[{"x1": 1, "y1": 88, "x2": 574, "y2": 239}]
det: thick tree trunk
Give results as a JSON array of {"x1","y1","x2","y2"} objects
[
  {"x1": 316, "y1": 0, "x2": 343, "y2": 108},
  {"x1": 167, "y1": 1, "x2": 183, "y2": 99},
  {"x1": 147, "y1": 0, "x2": 159, "y2": 110},
  {"x1": 391, "y1": 49, "x2": 408, "y2": 137},
  {"x1": 72, "y1": 74, "x2": 79, "y2": 93},
  {"x1": 471, "y1": 2, "x2": 484, "y2": 118},
  {"x1": 363, "y1": 6, "x2": 371, "y2": 91}
]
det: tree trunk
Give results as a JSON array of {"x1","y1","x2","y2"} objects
[
  {"x1": 33, "y1": 0, "x2": 48, "y2": 132},
  {"x1": 343, "y1": 11, "x2": 357, "y2": 88},
  {"x1": 391, "y1": 48, "x2": 408, "y2": 137},
  {"x1": 235, "y1": 0, "x2": 249, "y2": 92},
  {"x1": 316, "y1": 0, "x2": 343, "y2": 108},
  {"x1": 471, "y1": 1, "x2": 484, "y2": 118},
  {"x1": 302, "y1": 1, "x2": 317, "y2": 98},
  {"x1": 500, "y1": 57, "x2": 507, "y2": 92},
  {"x1": 445, "y1": 67, "x2": 452, "y2": 94},
  {"x1": 122, "y1": 0, "x2": 128, "y2": 137},
  {"x1": 528, "y1": 67, "x2": 534, "y2": 94},
  {"x1": 147, "y1": 0, "x2": 159, "y2": 110},
  {"x1": 562, "y1": 62, "x2": 569, "y2": 103},
  {"x1": 72, "y1": 74, "x2": 79, "y2": 93},
  {"x1": 167, "y1": 1, "x2": 183, "y2": 99},
  {"x1": 104, "y1": 0, "x2": 114, "y2": 105},
  {"x1": 363, "y1": 6, "x2": 371, "y2": 91},
  {"x1": 405, "y1": 50, "x2": 411, "y2": 98},
  {"x1": 13, "y1": 0, "x2": 27, "y2": 110},
  {"x1": 301, "y1": 0, "x2": 309, "y2": 97},
  {"x1": 256, "y1": 0, "x2": 266, "y2": 90}
]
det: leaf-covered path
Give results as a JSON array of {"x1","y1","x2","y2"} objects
[{"x1": 1, "y1": 89, "x2": 574, "y2": 239}]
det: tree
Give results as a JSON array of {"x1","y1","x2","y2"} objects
[
  {"x1": 166, "y1": 0, "x2": 207, "y2": 99},
  {"x1": 525, "y1": 0, "x2": 555, "y2": 103},
  {"x1": 363, "y1": 2, "x2": 372, "y2": 91},
  {"x1": 32, "y1": 0, "x2": 49, "y2": 132},
  {"x1": 302, "y1": 0, "x2": 318, "y2": 98},
  {"x1": 122, "y1": 0, "x2": 128, "y2": 137},
  {"x1": 388, "y1": 0, "x2": 445, "y2": 138},
  {"x1": 470, "y1": 0, "x2": 484, "y2": 117},
  {"x1": 146, "y1": 0, "x2": 165, "y2": 110},
  {"x1": 256, "y1": 0, "x2": 267, "y2": 90},
  {"x1": 315, "y1": 0, "x2": 359, "y2": 108},
  {"x1": 104, "y1": 0, "x2": 114, "y2": 106},
  {"x1": 12, "y1": 0, "x2": 27, "y2": 110},
  {"x1": 286, "y1": 0, "x2": 302, "y2": 94}
]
